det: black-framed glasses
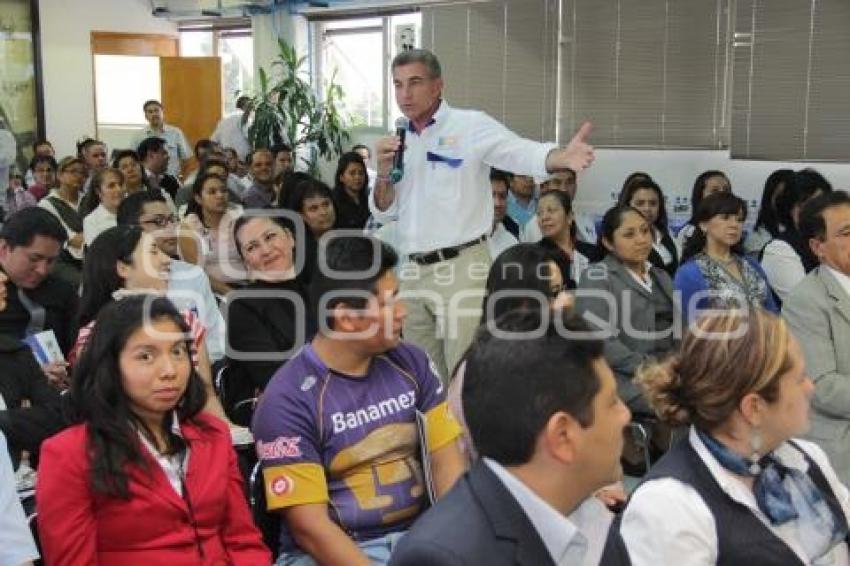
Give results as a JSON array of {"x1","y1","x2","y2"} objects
[{"x1": 138, "y1": 215, "x2": 179, "y2": 228}]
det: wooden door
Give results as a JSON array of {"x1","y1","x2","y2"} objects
[{"x1": 160, "y1": 57, "x2": 222, "y2": 175}]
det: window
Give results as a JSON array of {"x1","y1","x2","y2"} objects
[
  {"x1": 94, "y1": 55, "x2": 161, "y2": 126},
  {"x1": 179, "y1": 22, "x2": 253, "y2": 114},
  {"x1": 315, "y1": 13, "x2": 422, "y2": 131}
]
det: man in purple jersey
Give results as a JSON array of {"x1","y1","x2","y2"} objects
[{"x1": 252, "y1": 235, "x2": 465, "y2": 565}]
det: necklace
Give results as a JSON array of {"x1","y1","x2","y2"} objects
[{"x1": 708, "y1": 253, "x2": 736, "y2": 266}]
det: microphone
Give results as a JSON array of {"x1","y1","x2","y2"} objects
[{"x1": 390, "y1": 117, "x2": 407, "y2": 183}]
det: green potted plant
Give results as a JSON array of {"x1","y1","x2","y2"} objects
[{"x1": 247, "y1": 38, "x2": 350, "y2": 176}]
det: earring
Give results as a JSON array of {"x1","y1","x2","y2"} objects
[{"x1": 748, "y1": 429, "x2": 762, "y2": 475}]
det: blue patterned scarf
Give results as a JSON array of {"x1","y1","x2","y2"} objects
[{"x1": 697, "y1": 429, "x2": 846, "y2": 559}]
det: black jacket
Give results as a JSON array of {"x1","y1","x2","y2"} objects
[
  {"x1": 0, "y1": 272, "x2": 79, "y2": 355},
  {"x1": 225, "y1": 279, "x2": 315, "y2": 398},
  {"x1": 333, "y1": 186, "x2": 370, "y2": 230},
  {"x1": 0, "y1": 335, "x2": 66, "y2": 468}
]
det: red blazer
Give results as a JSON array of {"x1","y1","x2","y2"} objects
[{"x1": 36, "y1": 414, "x2": 271, "y2": 565}]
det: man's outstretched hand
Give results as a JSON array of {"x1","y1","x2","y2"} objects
[{"x1": 546, "y1": 121, "x2": 594, "y2": 173}]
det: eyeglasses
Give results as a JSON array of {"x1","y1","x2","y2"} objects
[{"x1": 139, "y1": 215, "x2": 179, "y2": 228}]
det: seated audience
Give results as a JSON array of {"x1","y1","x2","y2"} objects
[
  {"x1": 743, "y1": 168, "x2": 793, "y2": 255},
  {"x1": 113, "y1": 149, "x2": 155, "y2": 198},
  {"x1": 332, "y1": 151, "x2": 370, "y2": 230},
  {"x1": 0, "y1": 208, "x2": 79, "y2": 381},
  {"x1": 675, "y1": 192, "x2": 778, "y2": 321},
  {"x1": 448, "y1": 243, "x2": 572, "y2": 460},
  {"x1": 179, "y1": 156, "x2": 243, "y2": 206},
  {"x1": 137, "y1": 136, "x2": 181, "y2": 201},
  {"x1": 241, "y1": 148, "x2": 278, "y2": 209},
  {"x1": 26, "y1": 154, "x2": 57, "y2": 201},
  {"x1": 675, "y1": 170, "x2": 732, "y2": 252},
  {"x1": 39, "y1": 156, "x2": 85, "y2": 287},
  {"x1": 179, "y1": 172, "x2": 244, "y2": 294},
  {"x1": 37, "y1": 296, "x2": 270, "y2": 564},
  {"x1": 24, "y1": 139, "x2": 54, "y2": 188},
  {"x1": 78, "y1": 138, "x2": 108, "y2": 194},
  {"x1": 489, "y1": 168, "x2": 520, "y2": 238},
  {"x1": 390, "y1": 309, "x2": 631, "y2": 566},
  {"x1": 224, "y1": 147, "x2": 248, "y2": 182},
  {"x1": 82, "y1": 167, "x2": 125, "y2": 245},
  {"x1": 252, "y1": 235, "x2": 464, "y2": 565},
  {"x1": 620, "y1": 309, "x2": 849, "y2": 565},
  {"x1": 116, "y1": 192, "x2": 226, "y2": 366},
  {"x1": 271, "y1": 143, "x2": 294, "y2": 180},
  {"x1": 506, "y1": 173, "x2": 537, "y2": 228},
  {"x1": 521, "y1": 169, "x2": 596, "y2": 243},
  {"x1": 577, "y1": 205, "x2": 678, "y2": 414},
  {"x1": 0, "y1": 431, "x2": 39, "y2": 565},
  {"x1": 535, "y1": 190, "x2": 600, "y2": 287},
  {"x1": 0, "y1": 270, "x2": 64, "y2": 470},
  {"x1": 761, "y1": 169, "x2": 832, "y2": 302},
  {"x1": 783, "y1": 191, "x2": 850, "y2": 483},
  {"x1": 224, "y1": 215, "x2": 315, "y2": 415},
  {"x1": 288, "y1": 176, "x2": 338, "y2": 285},
  {"x1": 487, "y1": 171, "x2": 519, "y2": 259},
  {"x1": 619, "y1": 177, "x2": 678, "y2": 276},
  {"x1": 4, "y1": 167, "x2": 36, "y2": 216}
]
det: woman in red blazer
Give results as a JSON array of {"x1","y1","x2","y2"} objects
[{"x1": 36, "y1": 296, "x2": 271, "y2": 565}]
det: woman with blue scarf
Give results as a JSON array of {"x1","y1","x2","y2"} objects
[{"x1": 618, "y1": 309, "x2": 850, "y2": 565}]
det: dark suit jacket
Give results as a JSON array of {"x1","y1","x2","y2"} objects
[{"x1": 390, "y1": 462, "x2": 554, "y2": 565}]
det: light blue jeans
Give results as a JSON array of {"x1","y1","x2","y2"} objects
[{"x1": 276, "y1": 531, "x2": 407, "y2": 566}]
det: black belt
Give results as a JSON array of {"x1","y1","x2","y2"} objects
[{"x1": 409, "y1": 235, "x2": 487, "y2": 266}]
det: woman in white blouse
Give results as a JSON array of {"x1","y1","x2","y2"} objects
[
  {"x1": 82, "y1": 168, "x2": 125, "y2": 246},
  {"x1": 620, "y1": 308, "x2": 850, "y2": 566}
]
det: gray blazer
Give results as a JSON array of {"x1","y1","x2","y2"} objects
[
  {"x1": 576, "y1": 254, "x2": 679, "y2": 409},
  {"x1": 783, "y1": 266, "x2": 850, "y2": 482}
]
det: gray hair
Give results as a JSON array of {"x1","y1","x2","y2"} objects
[{"x1": 391, "y1": 49, "x2": 442, "y2": 79}]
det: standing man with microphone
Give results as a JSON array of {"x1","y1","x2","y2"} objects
[{"x1": 370, "y1": 48, "x2": 595, "y2": 382}]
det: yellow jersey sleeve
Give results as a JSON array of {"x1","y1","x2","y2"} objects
[
  {"x1": 262, "y1": 462, "x2": 329, "y2": 510},
  {"x1": 423, "y1": 401, "x2": 462, "y2": 453}
]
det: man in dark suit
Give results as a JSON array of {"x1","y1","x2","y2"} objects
[{"x1": 390, "y1": 309, "x2": 632, "y2": 566}]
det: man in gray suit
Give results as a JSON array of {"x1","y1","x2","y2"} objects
[{"x1": 783, "y1": 191, "x2": 850, "y2": 482}]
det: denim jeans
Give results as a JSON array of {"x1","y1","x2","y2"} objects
[{"x1": 276, "y1": 531, "x2": 407, "y2": 566}]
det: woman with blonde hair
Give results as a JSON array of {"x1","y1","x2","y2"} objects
[{"x1": 619, "y1": 308, "x2": 850, "y2": 565}]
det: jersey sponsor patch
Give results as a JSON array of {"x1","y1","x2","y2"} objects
[
  {"x1": 330, "y1": 390, "x2": 416, "y2": 434},
  {"x1": 256, "y1": 436, "x2": 302, "y2": 460},
  {"x1": 270, "y1": 474, "x2": 295, "y2": 496}
]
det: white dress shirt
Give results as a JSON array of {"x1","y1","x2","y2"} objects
[
  {"x1": 483, "y1": 458, "x2": 613, "y2": 566},
  {"x1": 211, "y1": 112, "x2": 251, "y2": 161},
  {"x1": 137, "y1": 413, "x2": 188, "y2": 496},
  {"x1": 0, "y1": 432, "x2": 39, "y2": 564},
  {"x1": 83, "y1": 203, "x2": 117, "y2": 246},
  {"x1": 369, "y1": 101, "x2": 555, "y2": 256},
  {"x1": 488, "y1": 221, "x2": 519, "y2": 260},
  {"x1": 761, "y1": 239, "x2": 806, "y2": 302},
  {"x1": 167, "y1": 260, "x2": 226, "y2": 363},
  {"x1": 827, "y1": 265, "x2": 850, "y2": 299},
  {"x1": 621, "y1": 427, "x2": 850, "y2": 566}
]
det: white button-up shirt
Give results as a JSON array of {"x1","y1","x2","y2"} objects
[
  {"x1": 137, "y1": 413, "x2": 188, "y2": 496},
  {"x1": 483, "y1": 458, "x2": 613, "y2": 566},
  {"x1": 369, "y1": 101, "x2": 555, "y2": 256},
  {"x1": 488, "y1": 221, "x2": 519, "y2": 260},
  {"x1": 167, "y1": 260, "x2": 226, "y2": 363},
  {"x1": 0, "y1": 432, "x2": 40, "y2": 564},
  {"x1": 621, "y1": 427, "x2": 850, "y2": 566}
]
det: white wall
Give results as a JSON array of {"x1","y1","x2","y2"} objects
[{"x1": 38, "y1": 0, "x2": 177, "y2": 157}]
